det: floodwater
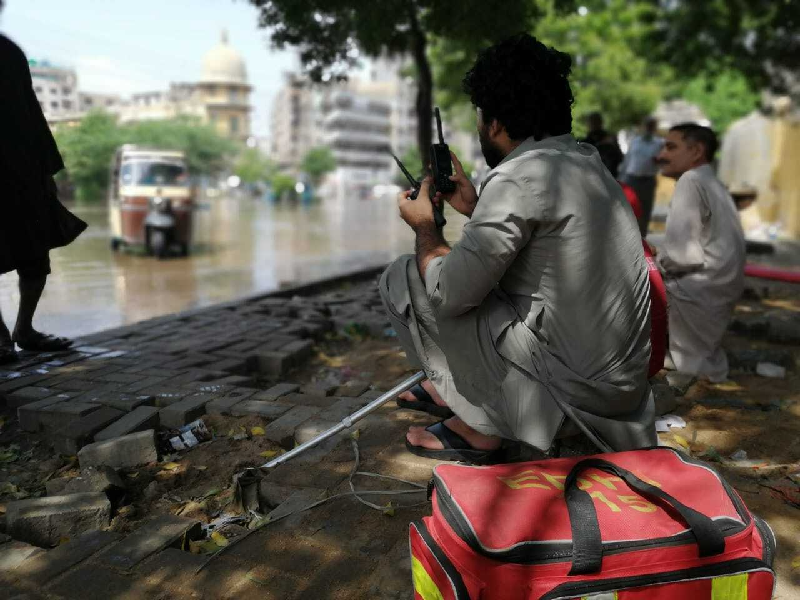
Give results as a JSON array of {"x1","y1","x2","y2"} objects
[{"x1": 0, "y1": 191, "x2": 468, "y2": 339}]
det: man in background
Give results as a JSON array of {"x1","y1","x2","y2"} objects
[
  {"x1": 581, "y1": 112, "x2": 624, "y2": 177},
  {"x1": 656, "y1": 124, "x2": 745, "y2": 382},
  {"x1": 620, "y1": 116, "x2": 663, "y2": 235}
]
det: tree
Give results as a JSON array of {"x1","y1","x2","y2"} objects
[
  {"x1": 53, "y1": 110, "x2": 123, "y2": 203},
  {"x1": 300, "y1": 146, "x2": 336, "y2": 184},
  {"x1": 123, "y1": 116, "x2": 237, "y2": 176},
  {"x1": 53, "y1": 112, "x2": 239, "y2": 202},
  {"x1": 681, "y1": 69, "x2": 759, "y2": 134},
  {"x1": 392, "y1": 145, "x2": 423, "y2": 187},
  {"x1": 644, "y1": 0, "x2": 800, "y2": 94},
  {"x1": 234, "y1": 147, "x2": 276, "y2": 183},
  {"x1": 248, "y1": 0, "x2": 533, "y2": 164}
]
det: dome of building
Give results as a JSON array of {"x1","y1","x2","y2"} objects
[{"x1": 200, "y1": 30, "x2": 248, "y2": 86}]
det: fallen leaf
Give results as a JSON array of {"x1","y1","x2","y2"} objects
[
  {"x1": 259, "y1": 450, "x2": 280, "y2": 459},
  {"x1": 211, "y1": 531, "x2": 229, "y2": 547},
  {"x1": 383, "y1": 502, "x2": 395, "y2": 517},
  {"x1": 194, "y1": 465, "x2": 208, "y2": 471},
  {"x1": 58, "y1": 537, "x2": 70, "y2": 545},
  {"x1": 792, "y1": 557, "x2": 800, "y2": 570},
  {"x1": 350, "y1": 429, "x2": 361, "y2": 440},
  {"x1": 251, "y1": 426, "x2": 265, "y2": 436},
  {"x1": 711, "y1": 382, "x2": 743, "y2": 392},
  {"x1": 673, "y1": 434, "x2": 690, "y2": 450},
  {"x1": 202, "y1": 488, "x2": 221, "y2": 499},
  {"x1": 161, "y1": 462, "x2": 180, "y2": 471}
]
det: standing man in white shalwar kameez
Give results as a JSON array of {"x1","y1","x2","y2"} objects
[
  {"x1": 380, "y1": 34, "x2": 656, "y2": 464},
  {"x1": 656, "y1": 124, "x2": 745, "y2": 382}
]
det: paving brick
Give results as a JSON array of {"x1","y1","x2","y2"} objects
[
  {"x1": 15, "y1": 530, "x2": 121, "y2": 581},
  {"x1": 278, "y1": 392, "x2": 339, "y2": 408},
  {"x1": 158, "y1": 394, "x2": 213, "y2": 428},
  {"x1": 117, "y1": 375, "x2": 169, "y2": 393},
  {"x1": 93, "y1": 393, "x2": 155, "y2": 412},
  {"x1": 53, "y1": 407, "x2": 125, "y2": 455},
  {"x1": 229, "y1": 400, "x2": 292, "y2": 419},
  {"x1": 202, "y1": 357, "x2": 250, "y2": 374},
  {"x1": 6, "y1": 493, "x2": 111, "y2": 547},
  {"x1": 69, "y1": 465, "x2": 123, "y2": 490},
  {"x1": 94, "y1": 405, "x2": 160, "y2": 441},
  {"x1": 180, "y1": 381, "x2": 233, "y2": 395},
  {"x1": 5, "y1": 386, "x2": 55, "y2": 409},
  {"x1": 98, "y1": 514, "x2": 202, "y2": 570},
  {"x1": 138, "y1": 387, "x2": 192, "y2": 406},
  {"x1": 95, "y1": 372, "x2": 143, "y2": 384},
  {"x1": 262, "y1": 405, "x2": 322, "y2": 444},
  {"x1": 0, "y1": 373, "x2": 53, "y2": 396},
  {"x1": 254, "y1": 351, "x2": 292, "y2": 377},
  {"x1": 317, "y1": 397, "x2": 372, "y2": 422},
  {"x1": 281, "y1": 338, "x2": 314, "y2": 360},
  {"x1": 299, "y1": 381, "x2": 339, "y2": 396},
  {"x1": 210, "y1": 374, "x2": 257, "y2": 387},
  {"x1": 335, "y1": 380, "x2": 371, "y2": 397},
  {"x1": 161, "y1": 369, "x2": 209, "y2": 386},
  {"x1": 252, "y1": 382, "x2": 300, "y2": 401},
  {"x1": 38, "y1": 402, "x2": 102, "y2": 432},
  {"x1": 78, "y1": 429, "x2": 158, "y2": 469},
  {"x1": 205, "y1": 388, "x2": 258, "y2": 415},
  {"x1": 45, "y1": 476, "x2": 71, "y2": 496},
  {"x1": 17, "y1": 393, "x2": 74, "y2": 432},
  {"x1": 50, "y1": 378, "x2": 99, "y2": 392},
  {"x1": 0, "y1": 540, "x2": 43, "y2": 571}
]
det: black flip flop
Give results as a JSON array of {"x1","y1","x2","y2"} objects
[
  {"x1": 404, "y1": 421, "x2": 504, "y2": 465},
  {"x1": 13, "y1": 332, "x2": 73, "y2": 352},
  {"x1": 397, "y1": 383, "x2": 454, "y2": 418}
]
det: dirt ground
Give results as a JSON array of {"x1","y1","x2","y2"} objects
[{"x1": 1, "y1": 279, "x2": 799, "y2": 597}]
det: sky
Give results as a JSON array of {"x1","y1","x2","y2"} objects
[{"x1": 0, "y1": 0, "x2": 308, "y2": 137}]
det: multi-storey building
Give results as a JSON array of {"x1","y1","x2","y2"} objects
[{"x1": 29, "y1": 60, "x2": 80, "y2": 118}]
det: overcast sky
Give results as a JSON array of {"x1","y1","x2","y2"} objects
[{"x1": 0, "y1": 0, "x2": 315, "y2": 137}]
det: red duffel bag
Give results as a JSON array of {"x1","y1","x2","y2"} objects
[{"x1": 410, "y1": 448, "x2": 776, "y2": 599}]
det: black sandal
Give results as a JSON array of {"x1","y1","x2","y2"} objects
[
  {"x1": 404, "y1": 421, "x2": 504, "y2": 465},
  {"x1": 12, "y1": 332, "x2": 73, "y2": 352},
  {"x1": 0, "y1": 346, "x2": 18, "y2": 366},
  {"x1": 397, "y1": 383, "x2": 454, "y2": 418}
]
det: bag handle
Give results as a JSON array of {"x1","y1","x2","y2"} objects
[{"x1": 564, "y1": 457, "x2": 726, "y2": 575}]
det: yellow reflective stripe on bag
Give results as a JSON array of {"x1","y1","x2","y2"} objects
[
  {"x1": 712, "y1": 572, "x2": 748, "y2": 600},
  {"x1": 412, "y1": 556, "x2": 445, "y2": 600},
  {"x1": 582, "y1": 593, "x2": 617, "y2": 600}
]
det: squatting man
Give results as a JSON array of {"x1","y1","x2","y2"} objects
[{"x1": 379, "y1": 33, "x2": 656, "y2": 463}]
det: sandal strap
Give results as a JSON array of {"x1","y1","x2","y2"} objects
[
  {"x1": 424, "y1": 421, "x2": 473, "y2": 451},
  {"x1": 409, "y1": 383, "x2": 435, "y2": 406}
]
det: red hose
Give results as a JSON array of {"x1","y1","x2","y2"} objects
[{"x1": 744, "y1": 264, "x2": 800, "y2": 284}]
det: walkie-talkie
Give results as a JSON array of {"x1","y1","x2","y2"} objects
[
  {"x1": 389, "y1": 149, "x2": 447, "y2": 228},
  {"x1": 428, "y1": 107, "x2": 454, "y2": 228}
]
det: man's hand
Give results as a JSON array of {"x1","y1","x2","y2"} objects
[
  {"x1": 433, "y1": 151, "x2": 478, "y2": 218},
  {"x1": 397, "y1": 176, "x2": 435, "y2": 230}
]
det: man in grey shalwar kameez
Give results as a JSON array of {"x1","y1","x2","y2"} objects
[
  {"x1": 380, "y1": 34, "x2": 656, "y2": 462},
  {"x1": 656, "y1": 125, "x2": 745, "y2": 382}
]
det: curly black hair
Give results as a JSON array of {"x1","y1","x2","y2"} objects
[{"x1": 462, "y1": 33, "x2": 574, "y2": 141}]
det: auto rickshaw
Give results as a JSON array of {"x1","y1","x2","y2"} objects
[{"x1": 108, "y1": 145, "x2": 195, "y2": 258}]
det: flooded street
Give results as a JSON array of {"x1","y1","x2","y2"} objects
[{"x1": 0, "y1": 193, "x2": 467, "y2": 339}]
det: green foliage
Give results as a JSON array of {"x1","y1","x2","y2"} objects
[
  {"x1": 300, "y1": 146, "x2": 336, "y2": 184},
  {"x1": 248, "y1": 0, "x2": 533, "y2": 158},
  {"x1": 54, "y1": 111, "x2": 124, "y2": 203},
  {"x1": 270, "y1": 173, "x2": 297, "y2": 198},
  {"x1": 645, "y1": 0, "x2": 800, "y2": 93},
  {"x1": 123, "y1": 116, "x2": 237, "y2": 175},
  {"x1": 53, "y1": 112, "x2": 238, "y2": 202},
  {"x1": 680, "y1": 69, "x2": 759, "y2": 134},
  {"x1": 234, "y1": 148, "x2": 276, "y2": 183}
]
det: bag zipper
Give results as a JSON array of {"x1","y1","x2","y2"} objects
[
  {"x1": 540, "y1": 557, "x2": 773, "y2": 600},
  {"x1": 411, "y1": 521, "x2": 471, "y2": 600},
  {"x1": 753, "y1": 515, "x2": 776, "y2": 566}
]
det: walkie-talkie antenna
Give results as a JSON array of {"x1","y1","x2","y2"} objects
[
  {"x1": 389, "y1": 150, "x2": 419, "y2": 187},
  {"x1": 434, "y1": 107, "x2": 445, "y2": 144}
]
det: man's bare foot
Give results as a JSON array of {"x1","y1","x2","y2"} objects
[
  {"x1": 406, "y1": 416, "x2": 502, "y2": 451},
  {"x1": 397, "y1": 379, "x2": 448, "y2": 407}
]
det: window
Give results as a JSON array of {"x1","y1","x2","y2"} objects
[
  {"x1": 50, "y1": 101, "x2": 58, "y2": 109},
  {"x1": 62, "y1": 87, "x2": 72, "y2": 95},
  {"x1": 50, "y1": 88, "x2": 58, "y2": 95},
  {"x1": 229, "y1": 89, "x2": 238, "y2": 102},
  {"x1": 34, "y1": 86, "x2": 42, "y2": 93},
  {"x1": 229, "y1": 116, "x2": 239, "y2": 134},
  {"x1": 84, "y1": 98, "x2": 93, "y2": 106},
  {"x1": 62, "y1": 100, "x2": 72, "y2": 109}
]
